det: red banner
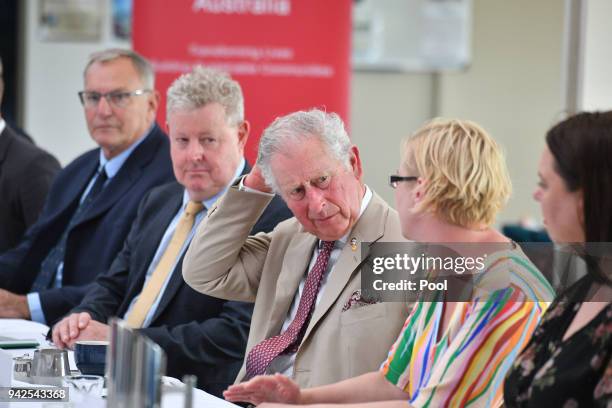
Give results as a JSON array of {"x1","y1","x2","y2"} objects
[{"x1": 133, "y1": 0, "x2": 351, "y2": 163}]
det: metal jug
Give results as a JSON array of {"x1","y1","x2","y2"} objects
[{"x1": 106, "y1": 318, "x2": 166, "y2": 408}]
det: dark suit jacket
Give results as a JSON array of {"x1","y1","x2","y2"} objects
[
  {"x1": 0, "y1": 124, "x2": 61, "y2": 252},
  {"x1": 0, "y1": 124, "x2": 175, "y2": 324},
  {"x1": 70, "y1": 178, "x2": 292, "y2": 396}
]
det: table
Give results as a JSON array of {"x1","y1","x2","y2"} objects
[{"x1": 1, "y1": 319, "x2": 238, "y2": 407}]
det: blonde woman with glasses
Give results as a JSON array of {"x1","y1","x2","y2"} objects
[{"x1": 223, "y1": 119, "x2": 554, "y2": 408}]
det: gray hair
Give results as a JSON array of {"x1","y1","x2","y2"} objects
[
  {"x1": 84, "y1": 48, "x2": 155, "y2": 89},
  {"x1": 258, "y1": 108, "x2": 352, "y2": 192},
  {"x1": 166, "y1": 66, "x2": 244, "y2": 125}
]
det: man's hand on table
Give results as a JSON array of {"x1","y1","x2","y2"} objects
[
  {"x1": 52, "y1": 312, "x2": 109, "y2": 349},
  {"x1": 0, "y1": 288, "x2": 30, "y2": 319}
]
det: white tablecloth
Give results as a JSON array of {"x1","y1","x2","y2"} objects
[{"x1": 0, "y1": 319, "x2": 238, "y2": 407}]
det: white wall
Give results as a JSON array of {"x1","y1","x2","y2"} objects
[
  {"x1": 437, "y1": 0, "x2": 565, "y2": 224},
  {"x1": 581, "y1": 0, "x2": 612, "y2": 111},
  {"x1": 352, "y1": 0, "x2": 565, "y2": 225},
  {"x1": 350, "y1": 72, "x2": 434, "y2": 209},
  {"x1": 23, "y1": 0, "x2": 128, "y2": 165}
]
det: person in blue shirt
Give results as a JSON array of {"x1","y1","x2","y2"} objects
[
  {"x1": 0, "y1": 49, "x2": 175, "y2": 324},
  {"x1": 50, "y1": 67, "x2": 291, "y2": 396}
]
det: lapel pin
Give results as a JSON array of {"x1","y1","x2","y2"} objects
[{"x1": 350, "y1": 237, "x2": 358, "y2": 251}]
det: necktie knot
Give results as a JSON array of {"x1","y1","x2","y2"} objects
[
  {"x1": 185, "y1": 201, "x2": 204, "y2": 216},
  {"x1": 98, "y1": 165, "x2": 108, "y2": 179},
  {"x1": 320, "y1": 240, "x2": 335, "y2": 253}
]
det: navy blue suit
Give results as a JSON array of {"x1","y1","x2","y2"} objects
[
  {"x1": 0, "y1": 124, "x2": 175, "y2": 324},
  {"x1": 70, "y1": 179, "x2": 292, "y2": 396}
]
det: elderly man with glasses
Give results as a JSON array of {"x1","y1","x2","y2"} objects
[{"x1": 0, "y1": 48, "x2": 174, "y2": 325}]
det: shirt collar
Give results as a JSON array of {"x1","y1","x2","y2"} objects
[
  {"x1": 0, "y1": 119, "x2": 6, "y2": 135},
  {"x1": 97, "y1": 123, "x2": 153, "y2": 177},
  {"x1": 182, "y1": 157, "x2": 246, "y2": 209},
  {"x1": 320, "y1": 185, "x2": 373, "y2": 248}
]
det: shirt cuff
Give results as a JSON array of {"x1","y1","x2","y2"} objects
[
  {"x1": 238, "y1": 175, "x2": 275, "y2": 196},
  {"x1": 26, "y1": 293, "x2": 47, "y2": 325}
]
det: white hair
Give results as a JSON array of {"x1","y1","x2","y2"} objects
[{"x1": 257, "y1": 108, "x2": 352, "y2": 192}]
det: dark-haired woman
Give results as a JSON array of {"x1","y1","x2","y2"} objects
[{"x1": 504, "y1": 111, "x2": 612, "y2": 406}]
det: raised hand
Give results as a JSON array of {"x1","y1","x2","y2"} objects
[
  {"x1": 243, "y1": 163, "x2": 273, "y2": 193},
  {"x1": 223, "y1": 374, "x2": 301, "y2": 405}
]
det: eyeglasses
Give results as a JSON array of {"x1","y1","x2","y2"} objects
[
  {"x1": 78, "y1": 89, "x2": 151, "y2": 109},
  {"x1": 389, "y1": 175, "x2": 418, "y2": 188}
]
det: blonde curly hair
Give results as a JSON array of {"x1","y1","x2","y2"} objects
[
  {"x1": 166, "y1": 65, "x2": 244, "y2": 125},
  {"x1": 403, "y1": 118, "x2": 511, "y2": 227}
]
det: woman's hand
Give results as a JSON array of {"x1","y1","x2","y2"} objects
[{"x1": 224, "y1": 374, "x2": 301, "y2": 405}]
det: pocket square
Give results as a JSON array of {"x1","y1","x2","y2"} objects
[{"x1": 342, "y1": 289, "x2": 380, "y2": 312}]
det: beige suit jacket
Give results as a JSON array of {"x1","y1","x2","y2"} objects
[{"x1": 183, "y1": 186, "x2": 412, "y2": 388}]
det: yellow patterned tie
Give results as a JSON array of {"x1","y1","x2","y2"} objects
[{"x1": 126, "y1": 201, "x2": 204, "y2": 328}]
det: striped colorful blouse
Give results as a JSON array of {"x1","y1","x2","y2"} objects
[{"x1": 381, "y1": 246, "x2": 555, "y2": 407}]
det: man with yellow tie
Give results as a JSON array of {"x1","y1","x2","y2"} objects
[{"x1": 50, "y1": 67, "x2": 291, "y2": 396}]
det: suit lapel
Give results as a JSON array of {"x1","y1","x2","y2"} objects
[
  {"x1": 148, "y1": 198, "x2": 188, "y2": 323},
  {"x1": 61, "y1": 156, "x2": 100, "y2": 216},
  {"x1": 73, "y1": 127, "x2": 161, "y2": 227},
  {"x1": 122, "y1": 186, "x2": 183, "y2": 318},
  {"x1": 149, "y1": 258, "x2": 185, "y2": 323},
  {"x1": 300, "y1": 193, "x2": 389, "y2": 344},
  {"x1": 75, "y1": 161, "x2": 142, "y2": 226},
  {"x1": 150, "y1": 163, "x2": 251, "y2": 323},
  {"x1": 32, "y1": 148, "x2": 99, "y2": 223},
  {"x1": 135, "y1": 160, "x2": 250, "y2": 322},
  {"x1": 265, "y1": 232, "x2": 318, "y2": 338}
]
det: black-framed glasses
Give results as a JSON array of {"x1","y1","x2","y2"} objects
[
  {"x1": 78, "y1": 89, "x2": 151, "y2": 109},
  {"x1": 389, "y1": 175, "x2": 418, "y2": 188}
]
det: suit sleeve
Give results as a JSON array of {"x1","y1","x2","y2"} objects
[
  {"x1": 37, "y1": 284, "x2": 97, "y2": 326},
  {"x1": 65, "y1": 233, "x2": 135, "y2": 324},
  {"x1": 182, "y1": 186, "x2": 277, "y2": 302}
]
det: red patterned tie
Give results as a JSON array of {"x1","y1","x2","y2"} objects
[{"x1": 245, "y1": 240, "x2": 336, "y2": 379}]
